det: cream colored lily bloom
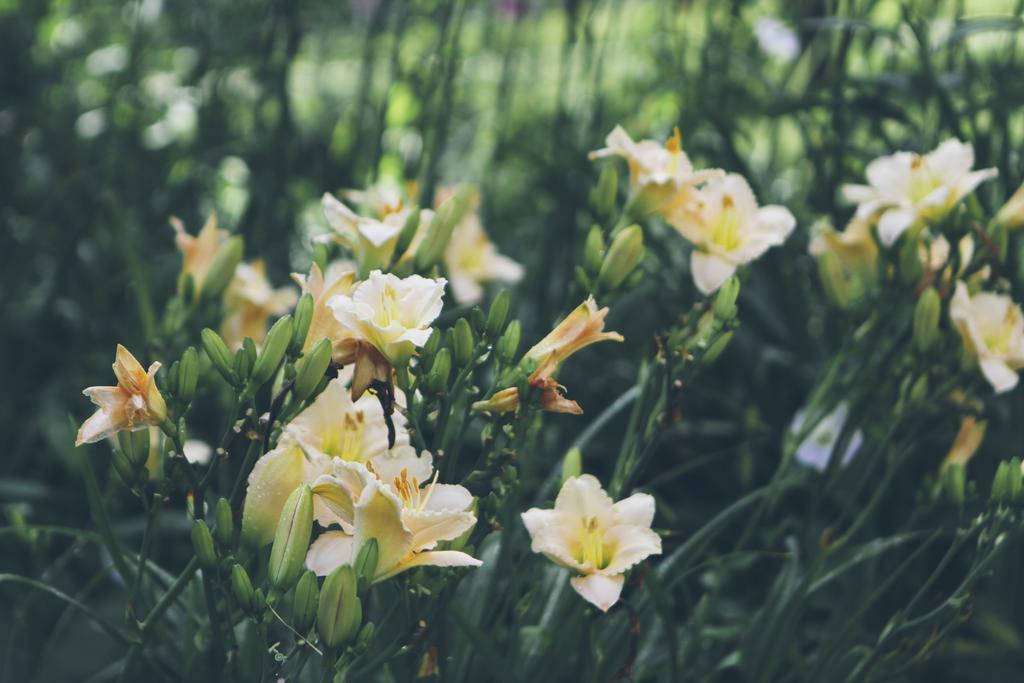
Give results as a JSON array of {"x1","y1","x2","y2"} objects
[
  {"x1": 668, "y1": 173, "x2": 795, "y2": 294},
  {"x1": 76, "y1": 345, "x2": 168, "y2": 446},
  {"x1": 328, "y1": 270, "x2": 446, "y2": 368},
  {"x1": 442, "y1": 196, "x2": 523, "y2": 304},
  {"x1": 950, "y1": 281, "x2": 1024, "y2": 393},
  {"x1": 808, "y1": 217, "x2": 877, "y2": 269},
  {"x1": 305, "y1": 461, "x2": 480, "y2": 582},
  {"x1": 842, "y1": 139, "x2": 997, "y2": 246},
  {"x1": 291, "y1": 261, "x2": 356, "y2": 357},
  {"x1": 322, "y1": 192, "x2": 411, "y2": 273},
  {"x1": 522, "y1": 475, "x2": 661, "y2": 612},
  {"x1": 589, "y1": 126, "x2": 721, "y2": 215},
  {"x1": 170, "y1": 213, "x2": 228, "y2": 293},
  {"x1": 221, "y1": 260, "x2": 298, "y2": 349}
]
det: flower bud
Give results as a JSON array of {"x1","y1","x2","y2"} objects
[
  {"x1": 111, "y1": 446, "x2": 138, "y2": 486},
  {"x1": 941, "y1": 463, "x2": 966, "y2": 507},
  {"x1": 201, "y1": 328, "x2": 237, "y2": 386},
  {"x1": 395, "y1": 207, "x2": 422, "y2": 259},
  {"x1": 233, "y1": 346, "x2": 253, "y2": 382},
  {"x1": 353, "y1": 538, "x2": 379, "y2": 592},
  {"x1": 200, "y1": 235, "x2": 244, "y2": 301},
  {"x1": 230, "y1": 563, "x2": 255, "y2": 612},
  {"x1": 1008, "y1": 457, "x2": 1024, "y2": 503},
  {"x1": 993, "y1": 183, "x2": 1024, "y2": 232},
  {"x1": 583, "y1": 225, "x2": 606, "y2": 275},
  {"x1": 560, "y1": 447, "x2": 582, "y2": 485},
  {"x1": 293, "y1": 338, "x2": 333, "y2": 403},
  {"x1": 268, "y1": 485, "x2": 313, "y2": 591},
  {"x1": 426, "y1": 348, "x2": 452, "y2": 394},
  {"x1": 177, "y1": 346, "x2": 199, "y2": 404},
  {"x1": 486, "y1": 290, "x2": 511, "y2": 339},
  {"x1": 713, "y1": 276, "x2": 740, "y2": 322},
  {"x1": 702, "y1": 330, "x2": 733, "y2": 364},
  {"x1": 418, "y1": 328, "x2": 443, "y2": 374},
  {"x1": 290, "y1": 293, "x2": 314, "y2": 355},
  {"x1": 989, "y1": 221, "x2": 1009, "y2": 263},
  {"x1": 415, "y1": 187, "x2": 471, "y2": 270},
  {"x1": 818, "y1": 252, "x2": 850, "y2": 309},
  {"x1": 166, "y1": 361, "x2": 180, "y2": 399},
  {"x1": 913, "y1": 287, "x2": 942, "y2": 353},
  {"x1": 590, "y1": 164, "x2": 619, "y2": 220},
  {"x1": 471, "y1": 306, "x2": 487, "y2": 336},
  {"x1": 248, "y1": 315, "x2": 294, "y2": 395},
  {"x1": 313, "y1": 243, "x2": 330, "y2": 272},
  {"x1": 292, "y1": 570, "x2": 319, "y2": 634},
  {"x1": 317, "y1": 565, "x2": 362, "y2": 649},
  {"x1": 453, "y1": 318, "x2": 475, "y2": 367},
  {"x1": 496, "y1": 320, "x2": 521, "y2": 365},
  {"x1": 598, "y1": 224, "x2": 644, "y2": 292},
  {"x1": 215, "y1": 497, "x2": 234, "y2": 549},
  {"x1": 898, "y1": 233, "x2": 923, "y2": 286},
  {"x1": 191, "y1": 520, "x2": 218, "y2": 571}
]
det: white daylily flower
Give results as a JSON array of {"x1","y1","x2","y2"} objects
[
  {"x1": 791, "y1": 402, "x2": 863, "y2": 472},
  {"x1": 305, "y1": 462, "x2": 479, "y2": 582},
  {"x1": 321, "y1": 192, "x2": 406, "y2": 272},
  {"x1": 443, "y1": 201, "x2": 523, "y2": 304},
  {"x1": 291, "y1": 261, "x2": 356, "y2": 358},
  {"x1": 950, "y1": 281, "x2": 1024, "y2": 393},
  {"x1": 667, "y1": 173, "x2": 796, "y2": 294},
  {"x1": 328, "y1": 270, "x2": 446, "y2": 368},
  {"x1": 521, "y1": 475, "x2": 661, "y2": 612},
  {"x1": 754, "y1": 17, "x2": 800, "y2": 61},
  {"x1": 842, "y1": 139, "x2": 997, "y2": 246},
  {"x1": 221, "y1": 260, "x2": 298, "y2": 349}
]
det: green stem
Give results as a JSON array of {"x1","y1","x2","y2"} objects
[
  {"x1": 80, "y1": 451, "x2": 136, "y2": 587},
  {"x1": 139, "y1": 557, "x2": 199, "y2": 636}
]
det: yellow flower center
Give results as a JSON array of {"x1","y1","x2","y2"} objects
[
  {"x1": 707, "y1": 195, "x2": 742, "y2": 251},
  {"x1": 392, "y1": 468, "x2": 439, "y2": 512},
  {"x1": 983, "y1": 319, "x2": 1015, "y2": 355},
  {"x1": 576, "y1": 517, "x2": 610, "y2": 569},
  {"x1": 374, "y1": 285, "x2": 402, "y2": 327},
  {"x1": 907, "y1": 156, "x2": 943, "y2": 204},
  {"x1": 322, "y1": 412, "x2": 365, "y2": 461}
]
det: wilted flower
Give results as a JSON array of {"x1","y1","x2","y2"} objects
[
  {"x1": 328, "y1": 270, "x2": 446, "y2": 371},
  {"x1": 790, "y1": 402, "x2": 863, "y2": 472},
  {"x1": 522, "y1": 475, "x2": 661, "y2": 612},
  {"x1": 305, "y1": 459, "x2": 480, "y2": 582},
  {"x1": 842, "y1": 139, "x2": 997, "y2": 246},
  {"x1": 221, "y1": 261, "x2": 298, "y2": 349},
  {"x1": 76, "y1": 345, "x2": 168, "y2": 446},
  {"x1": 668, "y1": 173, "x2": 796, "y2": 294},
  {"x1": 589, "y1": 125, "x2": 721, "y2": 216},
  {"x1": 170, "y1": 213, "x2": 228, "y2": 293},
  {"x1": 441, "y1": 191, "x2": 523, "y2": 304},
  {"x1": 950, "y1": 281, "x2": 1024, "y2": 393},
  {"x1": 943, "y1": 415, "x2": 987, "y2": 468},
  {"x1": 291, "y1": 262, "x2": 356, "y2": 358}
]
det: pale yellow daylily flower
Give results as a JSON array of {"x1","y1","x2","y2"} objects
[
  {"x1": 221, "y1": 261, "x2": 298, "y2": 350},
  {"x1": 522, "y1": 475, "x2": 661, "y2": 612},
  {"x1": 170, "y1": 213, "x2": 228, "y2": 293},
  {"x1": 328, "y1": 270, "x2": 446, "y2": 370},
  {"x1": 950, "y1": 281, "x2": 1024, "y2": 394},
  {"x1": 321, "y1": 192, "x2": 419, "y2": 273},
  {"x1": 291, "y1": 261, "x2": 356, "y2": 358},
  {"x1": 943, "y1": 415, "x2": 987, "y2": 469},
  {"x1": 305, "y1": 460, "x2": 480, "y2": 582},
  {"x1": 589, "y1": 125, "x2": 721, "y2": 216},
  {"x1": 993, "y1": 182, "x2": 1024, "y2": 232},
  {"x1": 76, "y1": 345, "x2": 168, "y2": 446},
  {"x1": 668, "y1": 173, "x2": 795, "y2": 294},
  {"x1": 440, "y1": 191, "x2": 523, "y2": 305},
  {"x1": 842, "y1": 139, "x2": 997, "y2": 246}
]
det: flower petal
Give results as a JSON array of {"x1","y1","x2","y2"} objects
[
  {"x1": 306, "y1": 531, "x2": 354, "y2": 576},
  {"x1": 690, "y1": 251, "x2": 737, "y2": 295},
  {"x1": 570, "y1": 573, "x2": 624, "y2": 612}
]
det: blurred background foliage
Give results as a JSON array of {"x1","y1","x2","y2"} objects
[{"x1": 4, "y1": 0, "x2": 1024, "y2": 680}]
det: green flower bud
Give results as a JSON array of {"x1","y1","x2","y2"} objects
[
  {"x1": 496, "y1": 320, "x2": 521, "y2": 365},
  {"x1": 290, "y1": 293, "x2": 314, "y2": 355},
  {"x1": 702, "y1": 330, "x2": 734, "y2": 364},
  {"x1": 1008, "y1": 457, "x2": 1023, "y2": 503},
  {"x1": 713, "y1": 276, "x2": 740, "y2": 322},
  {"x1": 913, "y1": 287, "x2": 942, "y2": 353},
  {"x1": 453, "y1": 318, "x2": 475, "y2": 367},
  {"x1": 993, "y1": 183, "x2": 1024, "y2": 232},
  {"x1": 166, "y1": 361, "x2": 180, "y2": 399},
  {"x1": 898, "y1": 233, "x2": 923, "y2": 286},
  {"x1": 292, "y1": 570, "x2": 319, "y2": 635},
  {"x1": 234, "y1": 346, "x2": 253, "y2": 383},
  {"x1": 583, "y1": 225, "x2": 606, "y2": 275},
  {"x1": 992, "y1": 462, "x2": 1010, "y2": 504},
  {"x1": 177, "y1": 346, "x2": 199, "y2": 404},
  {"x1": 909, "y1": 374, "x2": 929, "y2": 404},
  {"x1": 353, "y1": 538, "x2": 379, "y2": 592},
  {"x1": 418, "y1": 328, "x2": 443, "y2": 374},
  {"x1": 415, "y1": 187, "x2": 472, "y2": 270},
  {"x1": 268, "y1": 485, "x2": 313, "y2": 591},
  {"x1": 942, "y1": 463, "x2": 966, "y2": 507},
  {"x1": 486, "y1": 290, "x2": 511, "y2": 339},
  {"x1": 590, "y1": 164, "x2": 619, "y2": 220},
  {"x1": 111, "y1": 446, "x2": 138, "y2": 487},
  {"x1": 560, "y1": 447, "x2": 582, "y2": 485},
  {"x1": 191, "y1": 520, "x2": 218, "y2": 571},
  {"x1": 317, "y1": 565, "x2": 362, "y2": 649},
  {"x1": 818, "y1": 252, "x2": 850, "y2": 310},
  {"x1": 248, "y1": 315, "x2": 294, "y2": 395},
  {"x1": 293, "y1": 338, "x2": 333, "y2": 403},
  {"x1": 427, "y1": 348, "x2": 452, "y2": 394},
  {"x1": 215, "y1": 497, "x2": 234, "y2": 549},
  {"x1": 471, "y1": 306, "x2": 487, "y2": 336},
  {"x1": 598, "y1": 224, "x2": 644, "y2": 292},
  {"x1": 201, "y1": 235, "x2": 244, "y2": 301},
  {"x1": 231, "y1": 563, "x2": 255, "y2": 612},
  {"x1": 201, "y1": 328, "x2": 237, "y2": 386},
  {"x1": 989, "y1": 221, "x2": 1009, "y2": 263},
  {"x1": 395, "y1": 208, "x2": 422, "y2": 260},
  {"x1": 313, "y1": 243, "x2": 330, "y2": 273}
]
